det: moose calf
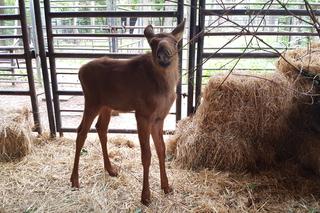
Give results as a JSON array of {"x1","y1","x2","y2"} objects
[{"x1": 70, "y1": 19, "x2": 185, "y2": 205}]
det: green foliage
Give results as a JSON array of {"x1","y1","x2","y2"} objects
[
  {"x1": 4, "y1": 0, "x2": 16, "y2": 6},
  {"x1": 131, "y1": 0, "x2": 139, "y2": 10},
  {"x1": 154, "y1": 0, "x2": 165, "y2": 11}
]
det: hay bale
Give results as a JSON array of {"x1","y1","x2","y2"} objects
[
  {"x1": 170, "y1": 44, "x2": 320, "y2": 173},
  {"x1": 0, "y1": 108, "x2": 32, "y2": 162},
  {"x1": 297, "y1": 133, "x2": 320, "y2": 176},
  {"x1": 166, "y1": 117, "x2": 194, "y2": 157},
  {"x1": 277, "y1": 43, "x2": 320, "y2": 94},
  {"x1": 171, "y1": 73, "x2": 295, "y2": 171},
  {"x1": 277, "y1": 43, "x2": 320, "y2": 168}
]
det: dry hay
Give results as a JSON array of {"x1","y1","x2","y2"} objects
[
  {"x1": 169, "y1": 44, "x2": 320, "y2": 174},
  {"x1": 1, "y1": 135, "x2": 320, "y2": 212},
  {"x1": 0, "y1": 108, "x2": 32, "y2": 162},
  {"x1": 108, "y1": 135, "x2": 136, "y2": 148},
  {"x1": 276, "y1": 43, "x2": 320, "y2": 174},
  {"x1": 166, "y1": 117, "x2": 195, "y2": 157},
  {"x1": 170, "y1": 73, "x2": 295, "y2": 171},
  {"x1": 296, "y1": 133, "x2": 320, "y2": 176},
  {"x1": 277, "y1": 42, "x2": 320, "y2": 94}
]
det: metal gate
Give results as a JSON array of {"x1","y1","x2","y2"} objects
[
  {"x1": 187, "y1": 0, "x2": 320, "y2": 115},
  {"x1": 36, "y1": 0, "x2": 184, "y2": 136},
  {"x1": 4, "y1": 0, "x2": 319, "y2": 136},
  {"x1": 0, "y1": 0, "x2": 42, "y2": 134}
]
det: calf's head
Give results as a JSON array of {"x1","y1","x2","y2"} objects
[{"x1": 144, "y1": 19, "x2": 185, "y2": 68}]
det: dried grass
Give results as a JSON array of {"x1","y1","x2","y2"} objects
[
  {"x1": 109, "y1": 135, "x2": 136, "y2": 148},
  {"x1": 276, "y1": 43, "x2": 320, "y2": 174},
  {"x1": 297, "y1": 133, "x2": 320, "y2": 176},
  {"x1": 0, "y1": 108, "x2": 32, "y2": 162},
  {"x1": 170, "y1": 44, "x2": 320, "y2": 175},
  {"x1": 166, "y1": 117, "x2": 195, "y2": 157},
  {"x1": 172, "y1": 74, "x2": 294, "y2": 171},
  {"x1": 277, "y1": 42, "x2": 320, "y2": 94},
  {"x1": 1, "y1": 135, "x2": 320, "y2": 212}
]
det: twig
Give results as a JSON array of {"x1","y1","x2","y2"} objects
[
  {"x1": 187, "y1": 0, "x2": 273, "y2": 83},
  {"x1": 217, "y1": 0, "x2": 274, "y2": 88},
  {"x1": 304, "y1": 0, "x2": 320, "y2": 39},
  {"x1": 275, "y1": 0, "x2": 313, "y2": 25},
  {"x1": 232, "y1": 73, "x2": 320, "y2": 98}
]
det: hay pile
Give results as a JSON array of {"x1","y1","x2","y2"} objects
[
  {"x1": 169, "y1": 43, "x2": 320, "y2": 173},
  {"x1": 277, "y1": 43, "x2": 320, "y2": 92},
  {"x1": 276, "y1": 43, "x2": 320, "y2": 175},
  {"x1": 0, "y1": 108, "x2": 32, "y2": 162},
  {"x1": 170, "y1": 74, "x2": 295, "y2": 171}
]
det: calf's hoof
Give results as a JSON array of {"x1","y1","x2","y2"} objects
[
  {"x1": 70, "y1": 174, "x2": 80, "y2": 188},
  {"x1": 141, "y1": 197, "x2": 151, "y2": 206},
  {"x1": 162, "y1": 185, "x2": 173, "y2": 194},
  {"x1": 107, "y1": 166, "x2": 119, "y2": 177},
  {"x1": 141, "y1": 190, "x2": 151, "y2": 206}
]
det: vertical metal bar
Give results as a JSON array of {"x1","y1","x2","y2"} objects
[
  {"x1": 195, "y1": 0, "x2": 205, "y2": 110},
  {"x1": 19, "y1": 0, "x2": 42, "y2": 134},
  {"x1": 187, "y1": 0, "x2": 197, "y2": 115},
  {"x1": 10, "y1": 49, "x2": 16, "y2": 86},
  {"x1": 30, "y1": 0, "x2": 43, "y2": 87},
  {"x1": 44, "y1": 0, "x2": 63, "y2": 136},
  {"x1": 176, "y1": 0, "x2": 184, "y2": 121},
  {"x1": 33, "y1": 0, "x2": 56, "y2": 137},
  {"x1": 110, "y1": 0, "x2": 118, "y2": 53}
]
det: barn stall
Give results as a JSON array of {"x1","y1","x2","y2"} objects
[{"x1": 1, "y1": 0, "x2": 320, "y2": 212}]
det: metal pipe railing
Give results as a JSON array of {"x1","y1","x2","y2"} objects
[
  {"x1": 18, "y1": 0, "x2": 42, "y2": 134},
  {"x1": 33, "y1": 0, "x2": 57, "y2": 137}
]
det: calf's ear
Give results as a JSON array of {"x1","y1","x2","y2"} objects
[
  {"x1": 144, "y1": 25, "x2": 155, "y2": 43},
  {"x1": 171, "y1": 18, "x2": 186, "y2": 42}
]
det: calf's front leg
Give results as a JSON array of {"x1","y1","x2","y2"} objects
[
  {"x1": 151, "y1": 119, "x2": 172, "y2": 194},
  {"x1": 136, "y1": 113, "x2": 152, "y2": 206}
]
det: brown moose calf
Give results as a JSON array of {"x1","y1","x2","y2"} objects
[{"x1": 70, "y1": 19, "x2": 185, "y2": 205}]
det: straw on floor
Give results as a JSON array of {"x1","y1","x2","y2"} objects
[{"x1": 1, "y1": 135, "x2": 320, "y2": 212}]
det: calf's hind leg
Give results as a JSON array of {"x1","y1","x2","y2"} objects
[
  {"x1": 95, "y1": 107, "x2": 118, "y2": 176},
  {"x1": 71, "y1": 105, "x2": 99, "y2": 188}
]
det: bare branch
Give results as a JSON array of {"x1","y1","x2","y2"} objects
[{"x1": 304, "y1": 0, "x2": 320, "y2": 39}]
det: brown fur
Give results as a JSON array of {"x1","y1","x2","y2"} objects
[{"x1": 70, "y1": 19, "x2": 185, "y2": 206}]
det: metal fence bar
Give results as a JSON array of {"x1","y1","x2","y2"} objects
[
  {"x1": 0, "y1": 14, "x2": 20, "y2": 20},
  {"x1": 0, "y1": 90, "x2": 30, "y2": 95},
  {"x1": 0, "y1": 74, "x2": 28, "y2": 77},
  {"x1": 49, "y1": 11, "x2": 178, "y2": 18},
  {"x1": 60, "y1": 109, "x2": 176, "y2": 115},
  {"x1": 195, "y1": 0, "x2": 205, "y2": 111},
  {"x1": 202, "y1": 52, "x2": 279, "y2": 58},
  {"x1": 53, "y1": 53, "x2": 138, "y2": 58},
  {"x1": 33, "y1": 0, "x2": 56, "y2": 137},
  {"x1": 52, "y1": 33, "x2": 146, "y2": 37},
  {"x1": 18, "y1": 0, "x2": 42, "y2": 134},
  {"x1": 0, "y1": 54, "x2": 25, "y2": 59},
  {"x1": 176, "y1": 0, "x2": 184, "y2": 121},
  {"x1": 204, "y1": 9, "x2": 320, "y2": 16},
  {"x1": 0, "y1": 35, "x2": 23, "y2": 39},
  {"x1": 61, "y1": 128, "x2": 174, "y2": 135},
  {"x1": 205, "y1": 32, "x2": 320, "y2": 36},
  {"x1": 57, "y1": 90, "x2": 82, "y2": 96},
  {"x1": 186, "y1": 0, "x2": 197, "y2": 115},
  {"x1": 44, "y1": 0, "x2": 63, "y2": 136}
]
